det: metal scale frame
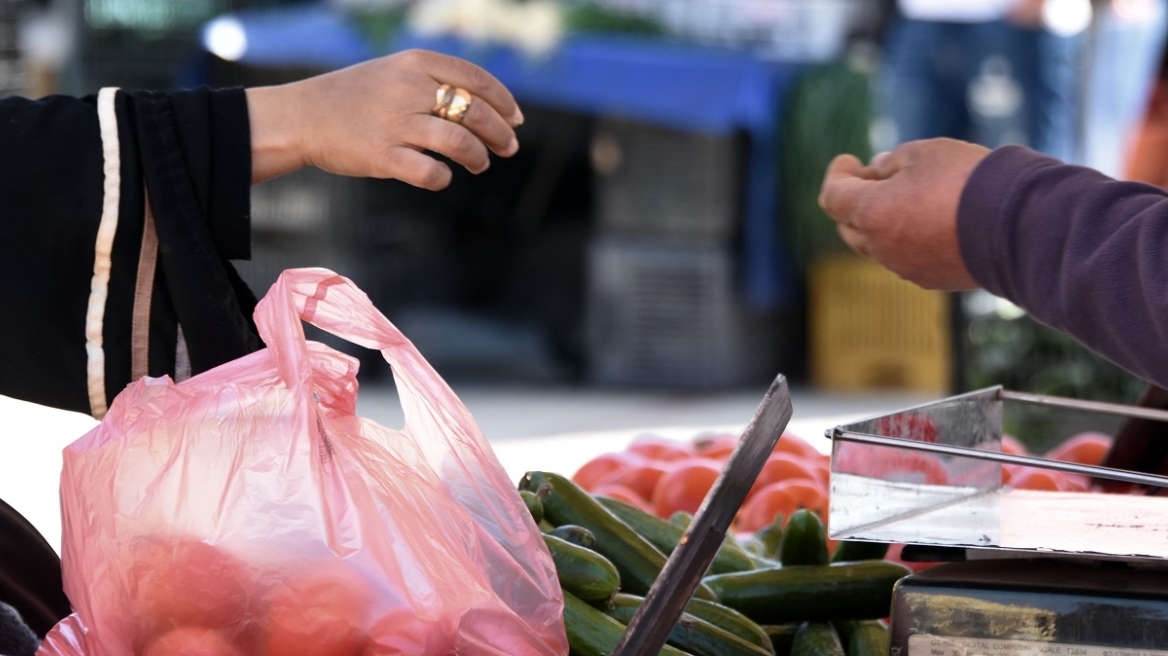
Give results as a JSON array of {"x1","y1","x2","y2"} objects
[{"x1": 828, "y1": 386, "x2": 1168, "y2": 654}]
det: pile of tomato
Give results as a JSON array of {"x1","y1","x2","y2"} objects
[
  {"x1": 1000, "y1": 431, "x2": 1114, "y2": 491},
  {"x1": 571, "y1": 431, "x2": 832, "y2": 535},
  {"x1": 118, "y1": 536, "x2": 423, "y2": 656},
  {"x1": 570, "y1": 428, "x2": 1118, "y2": 538}
]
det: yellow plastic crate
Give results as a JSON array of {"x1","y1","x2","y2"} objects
[{"x1": 809, "y1": 254, "x2": 952, "y2": 392}]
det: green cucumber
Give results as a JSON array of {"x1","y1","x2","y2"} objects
[
  {"x1": 521, "y1": 489, "x2": 544, "y2": 524},
  {"x1": 754, "y1": 515, "x2": 784, "y2": 562},
  {"x1": 596, "y1": 496, "x2": 755, "y2": 574},
  {"x1": 740, "y1": 535, "x2": 766, "y2": 558},
  {"x1": 539, "y1": 518, "x2": 556, "y2": 532},
  {"x1": 830, "y1": 620, "x2": 861, "y2": 643},
  {"x1": 543, "y1": 533, "x2": 620, "y2": 602},
  {"x1": 670, "y1": 511, "x2": 694, "y2": 528},
  {"x1": 830, "y1": 540, "x2": 890, "y2": 563},
  {"x1": 791, "y1": 622, "x2": 845, "y2": 656},
  {"x1": 749, "y1": 555, "x2": 782, "y2": 570},
  {"x1": 737, "y1": 536, "x2": 781, "y2": 569},
  {"x1": 681, "y1": 597, "x2": 774, "y2": 654},
  {"x1": 603, "y1": 593, "x2": 772, "y2": 656},
  {"x1": 562, "y1": 590, "x2": 693, "y2": 656},
  {"x1": 778, "y1": 510, "x2": 828, "y2": 567},
  {"x1": 549, "y1": 524, "x2": 598, "y2": 550},
  {"x1": 521, "y1": 471, "x2": 718, "y2": 601},
  {"x1": 702, "y1": 561, "x2": 911, "y2": 624},
  {"x1": 834, "y1": 620, "x2": 889, "y2": 656},
  {"x1": 760, "y1": 624, "x2": 799, "y2": 656}
]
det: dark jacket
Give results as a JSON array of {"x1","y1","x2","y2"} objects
[{"x1": 0, "y1": 88, "x2": 260, "y2": 418}]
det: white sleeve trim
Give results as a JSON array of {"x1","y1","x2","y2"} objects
[{"x1": 85, "y1": 87, "x2": 121, "y2": 419}]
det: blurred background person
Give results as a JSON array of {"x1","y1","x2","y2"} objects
[
  {"x1": 1114, "y1": 0, "x2": 1168, "y2": 185},
  {"x1": 873, "y1": 0, "x2": 1094, "y2": 161}
]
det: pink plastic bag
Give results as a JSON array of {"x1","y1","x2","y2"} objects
[{"x1": 38, "y1": 268, "x2": 568, "y2": 656}]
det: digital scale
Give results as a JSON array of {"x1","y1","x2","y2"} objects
[{"x1": 826, "y1": 387, "x2": 1168, "y2": 654}]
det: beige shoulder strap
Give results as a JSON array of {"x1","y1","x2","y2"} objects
[{"x1": 130, "y1": 189, "x2": 159, "y2": 381}]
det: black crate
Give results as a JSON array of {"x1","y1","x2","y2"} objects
[
  {"x1": 593, "y1": 117, "x2": 742, "y2": 241},
  {"x1": 584, "y1": 236, "x2": 780, "y2": 388},
  {"x1": 0, "y1": 1, "x2": 20, "y2": 22}
]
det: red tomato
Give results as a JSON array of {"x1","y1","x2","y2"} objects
[
  {"x1": 749, "y1": 453, "x2": 822, "y2": 496},
  {"x1": 772, "y1": 431, "x2": 824, "y2": 461},
  {"x1": 572, "y1": 452, "x2": 641, "y2": 491},
  {"x1": 627, "y1": 435, "x2": 696, "y2": 463},
  {"x1": 128, "y1": 537, "x2": 251, "y2": 640},
  {"x1": 591, "y1": 482, "x2": 655, "y2": 514},
  {"x1": 1045, "y1": 432, "x2": 1113, "y2": 467},
  {"x1": 1061, "y1": 473, "x2": 1091, "y2": 492},
  {"x1": 834, "y1": 444, "x2": 948, "y2": 485},
  {"x1": 809, "y1": 458, "x2": 832, "y2": 487},
  {"x1": 1000, "y1": 434, "x2": 1029, "y2": 456},
  {"x1": 605, "y1": 462, "x2": 669, "y2": 502},
  {"x1": 365, "y1": 609, "x2": 452, "y2": 656},
  {"x1": 651, "y1": 460, "x2": 721, "y2": 518},
  {"x1": 263, "y1": 570, "x2": 371, "y2": 656},
  {"x1": 875, "y1": 414, "x2": 939, "y2": 443},
  {"x1": 692, "y1": 434, "x2": 739, "y2": 461},
  {"x1": 1001, "y1": 463, "x2": 1021, "y2": 484},
  {"x1": 774, "y1": 479, "x2": 828, "y2": 515},
  {"x1": 890, "y1": 451, "x2": 948, "y2": 485},
  {"x1": 735, "y1": 483, "x2": 798, "y2": 534},
  {"x1": 1009, "y1": 468, "x2": 1066, "y2": 491},
  {"x1": 142, "y1": 627, "x2": 243, "y2": 656}
]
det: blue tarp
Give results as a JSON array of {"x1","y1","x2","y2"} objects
[{"x1": 200, "y1": 4, "x2": 805, "y2": 309}]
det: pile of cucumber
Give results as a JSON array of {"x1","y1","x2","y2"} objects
[{"x1": 519, "y1": 471, "x2": 910, "y2": 656}]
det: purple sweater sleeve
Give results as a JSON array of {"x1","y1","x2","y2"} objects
[{"x1": 958, "y1": 145, "x2": 1168, "y2": 388}]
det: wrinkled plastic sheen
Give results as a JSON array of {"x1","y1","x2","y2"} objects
[{"x1": 37, "y1": 268, "x2": 568, "y2": 656}]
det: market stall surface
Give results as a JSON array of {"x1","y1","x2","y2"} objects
[{"x1": 0, "y1": 384, "x2": 933, "y2": 554}]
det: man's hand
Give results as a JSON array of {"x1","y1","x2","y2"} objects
[
  {"x1": 817, "y1": 138, "x2": 991, "y2": 291},
  {"x1": 246, "y1": 49, "x2": 524, "y2": 188}
]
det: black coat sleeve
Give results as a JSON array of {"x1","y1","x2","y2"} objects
[{"x1": 0, "y1": 88, "x2": 261, "y2": 416}]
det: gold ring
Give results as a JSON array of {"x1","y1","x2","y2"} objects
[
  {"x1": 435, "y1": 86, "x2": 472, "y2": 123},
  {"x1": 433, "y1": 84, "x2": 455, "y2": 117},
  {"x1": 446, "y1": 89, "x2": 472, "y2": 123}
]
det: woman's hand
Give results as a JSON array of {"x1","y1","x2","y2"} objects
[
  {"x1": 246, "y1": 49, "x2": 524, "y2": 188},
  {"x1": 817, "y1": 138, "x2": 991, "y2": 291}
]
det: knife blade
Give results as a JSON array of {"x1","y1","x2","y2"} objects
[{"x1": 609, "y1": 374, "x2": 793, "y2": 656}]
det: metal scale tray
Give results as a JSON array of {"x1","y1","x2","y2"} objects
[{"x1": 826, "y1": 386, "x2": 1168, "y2": 562}]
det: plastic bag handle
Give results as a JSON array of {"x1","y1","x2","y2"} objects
[{"x1": 252, "y1": 268, "x2": 471, "y2": 428}]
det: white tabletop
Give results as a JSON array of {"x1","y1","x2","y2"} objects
[{"x1": 0, "y1": 385, "x2": 927, "y2": 554}]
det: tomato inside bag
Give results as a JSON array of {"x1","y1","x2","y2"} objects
[{"x1": 37, "y1": 268, "x2": 568, "y2": 656}]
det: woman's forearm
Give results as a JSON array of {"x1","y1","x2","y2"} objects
[{"x1": 246, "y1": 83, "x2": 307, "y2": 185}]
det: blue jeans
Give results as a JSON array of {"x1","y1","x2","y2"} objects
[{"x1": 876, "y1": 17, "x2": 1080, "y2": 158}]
